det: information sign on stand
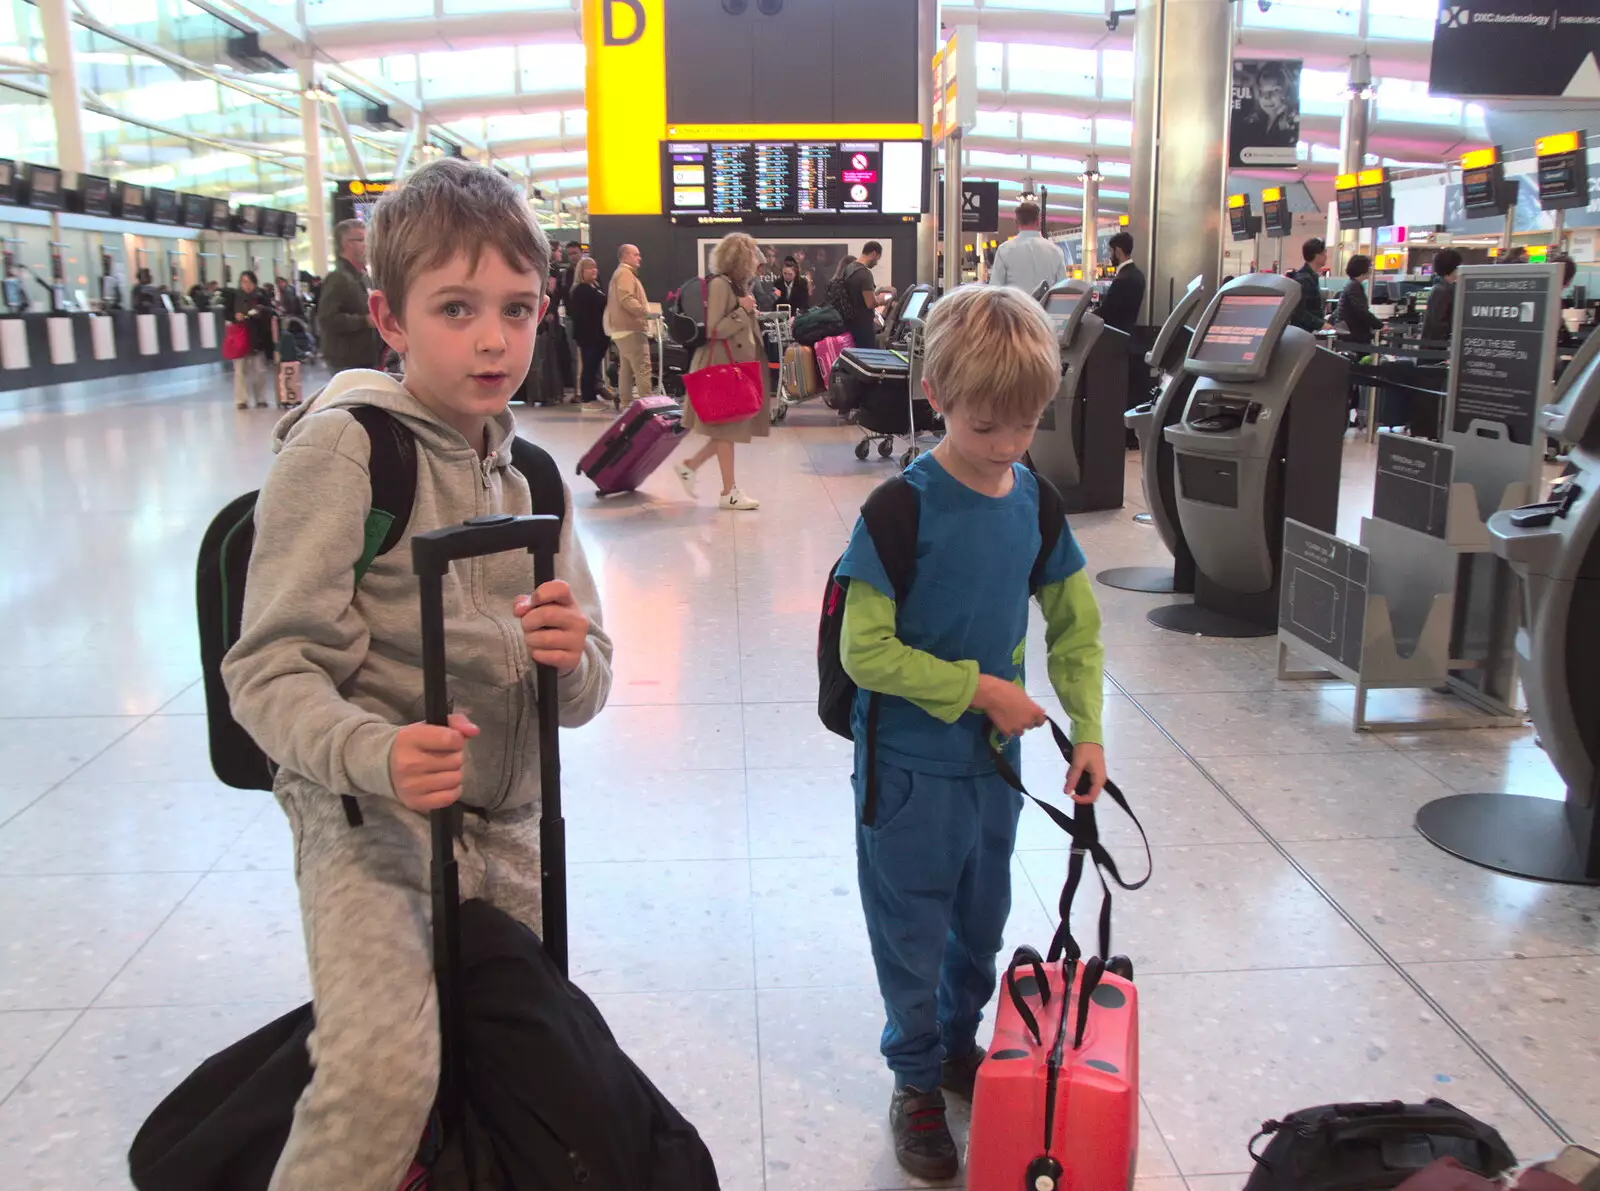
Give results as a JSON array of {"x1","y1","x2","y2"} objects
[
  {"x1": 1373, "y1": 436, "x2": 1454, "y2": 540},
  {"x1": 1450, "y1": 271, "x2": 1556, "y2": 447},
  {"x1": 1279, "y1": 520, "x2": 1369, "y2": 677}
]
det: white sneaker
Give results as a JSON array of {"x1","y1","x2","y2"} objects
[
  {"x1": 674, "y1": 462, "x2": 698, "y2": 498},
  {"x1": 720, "y1": 487, "x2": 760, "y2": 511}
]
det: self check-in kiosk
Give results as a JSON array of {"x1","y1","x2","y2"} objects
[
  {"x1": 1027, "y1": 279, "x2": 1130, "y2": 513},
  {"x1": 1149, "y1": 274, "x2": 1350, "y2": 636},
  {"x1": 1102, "y1": 275, "x2": 1209, "y2": 594},
  {"x1": 1416, "y1": 330, "x2": 1600, "y2": 885}
]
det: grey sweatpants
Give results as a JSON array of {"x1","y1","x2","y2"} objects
[{"x1": 268, "y1": 782, "x2": 542, "y2": 1191}]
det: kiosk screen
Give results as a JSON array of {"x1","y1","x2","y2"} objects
[
  {"x1": 1192, "y1": 294, "x2": 1280, "y2": 368},
  {"x1": 78, "y1": 174, "x2": 112, "y2": 216},
  {"x1": 901, "y1": 290, "x2": 927, "y2": 323},
  {"x1": 1044, "y1": 287, "x2": 1088, "y2": 339},
  {"x1": 25, "y1": 165, "x2": 63, "y2": 210},
  {"x1": 209, "y1": 198, "x2": 230, "y2": 229}
]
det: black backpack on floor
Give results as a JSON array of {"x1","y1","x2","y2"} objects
[
  {"x1": 1243, "y1": 1099, "x2": 1517, "y2": 1191},
  {"x1": 196, "y1": 405, "x2": 564, "y2": 795},
  {"x1": 816, "y1": 469, "x2": 1066, "y2": 825}
]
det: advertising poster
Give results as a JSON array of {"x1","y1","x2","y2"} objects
[
  {"x1": 1449, "y1": 270, "x2": 1556, "y2": 445},
  {"x1": 1230, "y1": 60, "x2": 1302, "y2": 168}
]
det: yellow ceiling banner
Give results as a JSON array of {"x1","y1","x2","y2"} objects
[{"x1": 584, "y1": 0, "x2": 667, "y2": 216}]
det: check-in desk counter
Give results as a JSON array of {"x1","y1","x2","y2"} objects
[{"x1": 0, "y1": 309, "x2": 224, "y2": 391}]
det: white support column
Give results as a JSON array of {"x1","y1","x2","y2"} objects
[
  {"x1": 299, "y1": 62, "x2": 330, "y2": 275},
  {"x1": 1339, "y1": 53, "x2": 1372, "y2": 272},
  {"x1": 1081, "y1": 154, "x2": 1101, "y2": 280},
  {"x1": 38, "y1": 0, "x2": 87, "y2": 175}
]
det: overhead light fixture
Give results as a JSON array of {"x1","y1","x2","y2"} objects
[
  {"x1": 302, "y1": 85, "x2": 335, "y2": 102},
  {"x1": 1080, "y1": 154, "x2": 1102, "y2": 183},
  {"x1": 1020, "y1": 174, "x2": 1037, "y2": 202}
]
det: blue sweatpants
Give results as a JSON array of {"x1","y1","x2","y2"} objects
[{"x1": 854, "y1": 754, "x2": 1023, "y2": 1092}]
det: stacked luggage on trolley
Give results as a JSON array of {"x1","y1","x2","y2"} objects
[{"x1": 825, "y1": 286, "x2": 942, "y2": 467}]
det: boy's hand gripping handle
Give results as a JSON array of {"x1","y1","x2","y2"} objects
[{"x1": 411, "y1": 513, "x2": 564, "y2": 1138}]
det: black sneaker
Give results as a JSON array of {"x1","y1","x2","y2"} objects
[
  {"x1": 889, "y1": 1085, "x2": 958, "y2": 1181},
  {"x1": 940, "y1": 1045, "x2": 986, "y2": 1100}
]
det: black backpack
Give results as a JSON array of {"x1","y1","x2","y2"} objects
[
  {"x1": 665, "y1": 276, "x2": 709, "y2": 350},
  {"x1": 817, "y1": 469, "x2": 1066, "y2": 825},
  {"x1": 196, "y1": 405, "x2": 564, "y2": 796},
  {"x1": 826, "y1": 260, "x2": 868, "y2": 324},
  {"x1": 1243, "y1": 1099, "x2": 1517, "y2": 1191}
]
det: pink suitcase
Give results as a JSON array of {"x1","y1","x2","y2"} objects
[
  {"x1": 576, "y1": 395, "x2": 686, "y2": 496},
  {"x1": 813, "y1": 333, "x2": 854, "y2": 390}
]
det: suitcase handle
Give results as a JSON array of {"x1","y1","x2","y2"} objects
[
  {"x1": 410, "y1": 513, "x2": 565, "y2": 1148},
  {"x1": 1004, "y1": 945, "x2": 1051, "y2": 1047},
  {"x1": 1072, "y1": 956, "x2": 1105, "y2": 1051}
]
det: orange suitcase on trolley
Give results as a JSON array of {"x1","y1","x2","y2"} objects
[{"x1": 967, "y1": 721, "x2": 1150, "y2": 1191}]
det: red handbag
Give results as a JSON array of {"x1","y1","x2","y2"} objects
[
  {"x1": 684, "y1": 336, "x2": 764, "y2": 426},
  {"x1": 222, "y1": 321, "x2": 250, "y2": 361}
]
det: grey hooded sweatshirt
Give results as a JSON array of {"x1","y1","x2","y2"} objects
[{"x1": 222, "y1": 370, "x2": 612, "y2": 812}]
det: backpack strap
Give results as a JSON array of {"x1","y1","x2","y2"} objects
[
  {"x1": 859, "y1": 473, "x2": 919, "y2": 602},
  {"x1": 348, "y1": 405, "x2": 418, "y2": 585},
  {"x1": 853, "y1": 474, "x2": 921, "y2": 827},
  {"x1": 1029, "y1": 469, "x2": 1067, "y2": 596}
]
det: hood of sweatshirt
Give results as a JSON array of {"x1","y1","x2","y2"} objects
[{"x1": 273, "y1": 369, "x2": 522, "y2": 468}]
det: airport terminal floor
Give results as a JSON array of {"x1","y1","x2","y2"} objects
[{"x1": 0, "y1": 365, "x2": 1596, "y2": 1190}]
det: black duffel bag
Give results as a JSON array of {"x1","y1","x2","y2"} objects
[
  {"x1": 1244, "y1": 1099, "x2": 1517, "y2": 1191},
  {"x1": 792, "y1": 305, "x2": 845, "y2": 345},
  {"x1": 129, "y1": 899, "x2": 721, "y2": 1191}
]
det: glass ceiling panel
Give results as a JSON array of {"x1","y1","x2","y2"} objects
[
  {"x1": 520, "y1": 44, "x2": 585, "y2": 93},
  {"x1": 1095, "y1": 118, "x2": 1131, "y2": 147},
  {"x1": 975, "y1": 42, "x2": 1003, "y2": 89},
  {"x1": 1376, "y1": 78, "x2": 1462, "y2": 125},
  {"x1": 444, "y1": 0, "x2": 570, "y2": 12},
  {"x1": 1239, "y1": 0, "x2": 1358, "y2": 34},
  {"x1": 306, "y1": 0, "x2": 433, "y2": 23},
  {"x1": 418, "y1": 48, "x2": 516, "y2": 99},
  {"x1": 1021, "y1": 112, "x2": 1091, "y2": 143},
  {"x1": 1009, "y1": 44, "x2": 1096, "y2": 95},
  {"x1": 972, "y1": 109, "x2": 1019, "y2": 138},
  {"x1": 1367, "y1": 0, "x2": 1437, "y2": 41}
]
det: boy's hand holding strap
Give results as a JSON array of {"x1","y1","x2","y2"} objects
[{"x1": 986, "y1": 718, "x2": 1151, "y2": 964}]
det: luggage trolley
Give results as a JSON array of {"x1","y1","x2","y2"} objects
[
  {"x1": 760, "y1": 307, "x2": 800, "y2": 421},
  {"x1": 842, "y1": 296, "x2": 941, "y2": 466}
]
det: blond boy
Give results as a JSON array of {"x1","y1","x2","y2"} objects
[{"x1": 837, "y1": 285, "x2": 1107, "y2": 1180}]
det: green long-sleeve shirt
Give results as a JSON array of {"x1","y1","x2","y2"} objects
[{"x1": 839, "y1": 568, "x2": 1105, "y2": 745}]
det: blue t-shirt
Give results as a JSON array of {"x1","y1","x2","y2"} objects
[{"x1": 837, "y1": 454, "x2": 1086, "y2": 776}]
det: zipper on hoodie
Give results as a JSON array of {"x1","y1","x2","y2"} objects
[{"x1": 480, "y1": 448, "x2": 496, "y2": 489}]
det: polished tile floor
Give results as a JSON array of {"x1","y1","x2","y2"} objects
[{"x1": 0, "y1": 365, "x2": 1595, "y2": 1190}]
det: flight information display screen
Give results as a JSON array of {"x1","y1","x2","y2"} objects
[
  {"x1": 0, "y1": 159, "x2": 16, "y2": 204},
  {"x1": 25, "y1": 164, "x2": 63, "y2": 210},
  {"x1": 149, "y1": 187, "x2": 178, "y2": 225},
  {"x1": 78, "y1": 174, "x2": 112, "y2": 217},
  {"x1": 663, "y1": 140, "x2": 926, "y2": 222},
  {"x1": 1192, "y1": 294, "x2": 1281, "y2": 367}
]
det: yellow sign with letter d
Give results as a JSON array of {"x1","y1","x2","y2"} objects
[{"x1": 584, "y1": 0, "x2": 667, "y2": 216}]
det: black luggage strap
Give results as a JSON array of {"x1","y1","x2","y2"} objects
[{"x1": 987, "y1": 718, "x2": 1151, "y2": 963}]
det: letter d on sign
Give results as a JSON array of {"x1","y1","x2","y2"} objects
[{"x1": 604, "y1": 0, "x2": 645, "y2": 45}]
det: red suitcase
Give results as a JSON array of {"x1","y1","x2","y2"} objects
[
  {"x1": 968, "y1": 721, "x2": 1151, "y2": 1191},
  {"x1": 576, "y1": 395, "x2": 686, "y2": 496},
  {"x1": 967, "y1": 950, "x2": 1139, "y2": 1191}
]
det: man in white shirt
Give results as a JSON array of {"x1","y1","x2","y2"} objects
[{"x1": 987, "y1": 202, "x2": 1066, "y2": 297}]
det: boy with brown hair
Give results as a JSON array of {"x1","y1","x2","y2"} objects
[
  {"x1": 223, "y1": 158, "x2": 613, "y2": 1190},
  {"x1": 836, "y1": 284, "x2": 1107, "y2": 1180}
]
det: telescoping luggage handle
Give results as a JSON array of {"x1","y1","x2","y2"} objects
[
  {"x1": 986, "y1": 717, "x2": 1151, "y2": 965},
  {"x1": 411, "y1": 512, "x2": 565, "y2": 1144}
]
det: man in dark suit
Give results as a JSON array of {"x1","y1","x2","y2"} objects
[
  {"x1": 1099, "y1": 232, "x2": 1150, "y2": 409},
  {"x1": 1099, "y1": 231, "x2": 1144, "y2": 334}
]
